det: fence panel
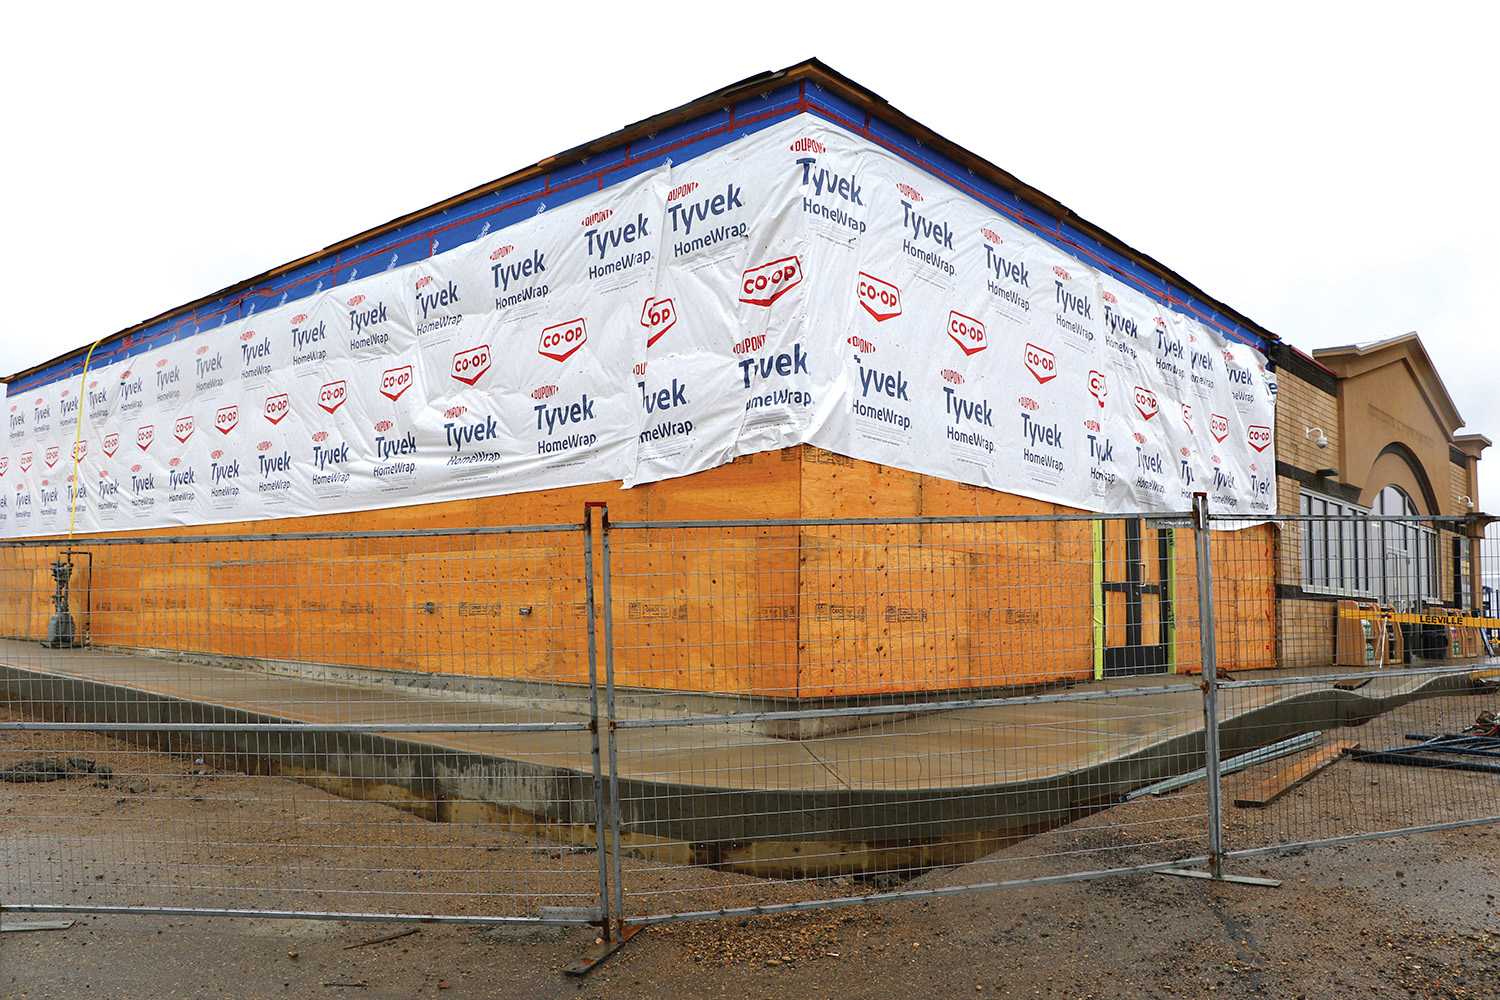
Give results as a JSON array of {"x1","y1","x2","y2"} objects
[
  {"x1": 601, "y1": 513, "x2": 1219, "y2": 926},
  {"x1": 1210, "y1": 512, "x2": 1500, "y2": 861},
  {"x1": 0, "y1": 525, "x2": 609, "y2": 926}
]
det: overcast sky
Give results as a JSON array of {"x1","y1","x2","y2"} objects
[{"x1": 3, "y1": 3, "x2": 1496, "y2": 504}]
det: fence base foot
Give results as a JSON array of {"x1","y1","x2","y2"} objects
[
  {"x1": 563, "y1": 923, "x2": 645, "y2": 977},
  {"x1": 1157, "y1": 867, "x2": 1282, "y2": 888}
]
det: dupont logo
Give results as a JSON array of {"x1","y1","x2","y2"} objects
[
  {"x1": 1084, "y1": 419, "x2": 1101, "y2": 433},
  {"x1": 291, "y1": 313, "x2": 307, "y2": 325},
  {"x1": 1222, "y1": 348, "x2": 1236, "y2": 364},
  {"x1": 318, "y1": 380, "x2": 348, "y2": 414},
  {"x1": 580, "y1": 208, "x2": 613, "y2": 228},
  {"x1": 380, "y1": 365, "x2": 413, "y2": 402},
  {"x1": 666, "y1": 181, "x2": 700, "y2": 202},
  {"x1": 211, "y1": 449, "x2": 223, "y2": 460},
  {"x1": 947, "y1": 311, "x2": 986, "y2": 355},
  {"x1": 44, "y1": 445, "x2": 59, "y2": 469},
  {"x1": 1247, "y1": 424, "x2": 1272, "y2": 452},
  {"x1": 941, "y1": 369, "x2": 964, "y2": 385},
  {"x1": 373, "y1": 419, "x2": 393, "y2": 433},
  {"x1": 452, "y1": 344, "x2": 493, "y2": 385},
  {"x1": 739, "y1": 257, "x2": 802, "y2": 307},
  {"x1": 312, "y1": 430, "x2": 329, "y2": 444},
  {"x1": 257, "y1": 440, "x2": 272, "y2": 453},
  {"x1": 1133, "y1": 432, "x2": 1147, "y2": 445},
  {"x1": 136, "y1": 425, "x2": 155, "y2": 451},
  {"x1": 264, "y1": 393, "x2": 290, "y2": 425},
  {"x1": 1087, "y1": 370, "x2": 1108, "y2": 408},
  {"x1": 896, "y1": 182, "x2": 923, "y2": 202},
  {"x1": 1024, "y1": 343, "x2": 1057, "y2": 384},
  {"x1": 856, "y1": 272, "x2": 902, "y2": 322},
  {"x1": 347, "y1": 294, "x2": 366, "y2": 307},
  {"x1": 1132, "y1": 386, "x2": 1160, "y2": 421},
  {"x1": 732, "y1": 334, "x2": 766, "y2": 356},
  {"x1": 195, "y1": 344, "x2": 210, "y2": 356},
  {"x1": 443, "y1": 405, "x2": 467, "y2": 420},
  {"x1": 415, "y1": 275, "x2": 435, "y2": 290},
  {"x1": 538, "y1": 318, "x2": 588, "y2": 363},
  {"x1": 847, "y1": 335, "x2": 875, "y2": 354},
  {"x1": 531, "y1": 385, "x2": 558, "y2": 400},
  {"x1": 173, "y1": 415, "x2": 195, "y2": 443},
  {"x1": 489, "y1": 244, "x2": 514, "y2": 261},
  {"x1": 156, "y1": 358, "x2": 169, "y2": 369},
  {"x1": 640, "y1": 297, "x2": 676, "y2": 349},
  {"x1": 215, "y1": 404, "x2": 239, "y2": 435},
  {"x1": 102, "y1": 432, "x2": 119, "y2": 458},
  {"x1": 240, "y1": 330, "x2": 257, "y2": 342},
  {"x1": 19, "y1": 451, "x2": 32, "y2": 473},
  {"x1": 1018, "y1": 396, "x2": 1039, "y2": 412},
  {"x1": 1209, "y1": 413, "x2": 1229, "y2": 443},
  {"x1": 130, "y1": 463, "x2": 141, "y2": 473},
  {"x1": 168, "y1": 456, "x2": 180, "y2": 469},
  {"x1": 980, "y1": 227, "x2": 1004, "y2": 245},
  {"x1": 788, "y1": 137, "x2": 825, "y2": 153},
  {"x1": 1101, "y1": 290, "x2": 1118, "y2": 305}
]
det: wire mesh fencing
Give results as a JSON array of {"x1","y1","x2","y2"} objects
[
  {"x1": 599, "y1": 510, "x2": 1222, "y2": 926},
  {"x1": 0, "y1": 501, "x2": 1497, "y2": 939},
  {"x1": 0, "y1": 524, "x2": 610, "y2": 925},
  {"x1": 1209, "y1": 511, "x2": 1500, "y2": 861}
]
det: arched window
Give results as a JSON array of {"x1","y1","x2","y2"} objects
[{"x1": 1373, "y1": 485, "x2": 1437, "y2": 607}]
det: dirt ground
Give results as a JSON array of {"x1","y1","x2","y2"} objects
[{"x1": 1, "y1": 695, "x2": 1498, "y2": 998}]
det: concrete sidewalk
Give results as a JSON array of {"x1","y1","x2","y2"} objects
[{"x1": 0, "y1": 638, "x2": 1477, "y2": 792}]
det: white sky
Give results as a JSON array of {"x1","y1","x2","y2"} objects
[{"x1": 2, "y1": 2, "x2": 1497, "y2": 505}]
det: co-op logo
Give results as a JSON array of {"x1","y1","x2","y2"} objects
[
  {"x1": 1247, "y1": 424, "x2": 1272, "y2": 452},
  {"x1": 947, "y1": 311, "x2": 986, "y2": 355},
  {"x1": 856, "y1": 272, "x2": 902, "y2": 322},
  {"x1": 539, "y1": 318, "x2": 588, "y2": 363},
  {"x1": 174, "y1": 415, "x2": 195, "y2": 443},
  {"x1": 264, "y1": 392, "x2": 290, "y2": 425},
  {"x1": 1024, "y1": 343, "x2": 1056, "y2": 384},
  {"x1": 640, "y1": 298, "x2": 676, "y2": 349},
  {"x1": 318, "y1": 380, "x2": 347, "y2": 415},
  {"x1": 739, "y1": 256, "x2": 802, "y2": 307},
  {"x1": 102, "y1": 432, "x2": 119, "y2": 458},
  {"x1": 452, "y1": 344, "x2": 492, "y2": 385},
  {"x1": 1087, "y1": 370, "x2": 1108, "y2": 408},
  {"x1": 44, "y1": 445, "x2": 60, "y2": 469},
  {"x1": 136, "y1": 424, "x2": 155, "y2": 451},
  {"x1": 1133, "y1": 386, "x2": 1160, "y2": 421},
  {"x1": 1209, "y1": 412, "x2": 1229, "y2": 443},
  {"x1": 215, "y1": 404, "x2": 239, "y2": 434},
  {"x1": 380, "y1": 365, "x2": 413, "y2": 402}
]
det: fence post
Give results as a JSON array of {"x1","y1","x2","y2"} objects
[
  {"x1": 599, "y1": 506, "x2": 627, "y2": 938},
  {"x1": 1192, "y1": 491, "x2": 1225, "y2": 879},
  {"x1": 581, "y1": 505, "x2": 610, "y2": 941}
]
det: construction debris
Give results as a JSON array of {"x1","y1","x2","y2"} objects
[
  {"x1": 0, "y1": 757, "x2": 110, "y2": 783},
  {"x1": 1233, "y1": 741, "x2": 1359, "y2": 808},
  {"x1": 1125, "y1": 732, "x2": 1323, "y2": 800}
]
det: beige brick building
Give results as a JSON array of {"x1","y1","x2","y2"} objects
[{"x1": 1266, "y1": 333, "x2": 1489, "y2": 667}]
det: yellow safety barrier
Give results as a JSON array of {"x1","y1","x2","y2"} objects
[{"x1": 1337, "y1": 607, "x2": 1500, "y2": 630}]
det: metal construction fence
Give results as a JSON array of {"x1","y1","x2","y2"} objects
[{"x1": 0, "y1": 499, "x2": 1497, "y2": 951}]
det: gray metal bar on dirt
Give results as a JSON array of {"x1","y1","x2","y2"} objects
[
  {"x1": 1124, "y1": 731, "x2": 1324, "y2": 800},
  {"x1": 600, "y1": 509, "x2": 626, "y2": 935},
  {"x1": 1223, "y1": 815, "x2": 1500, "y2": 861}
]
